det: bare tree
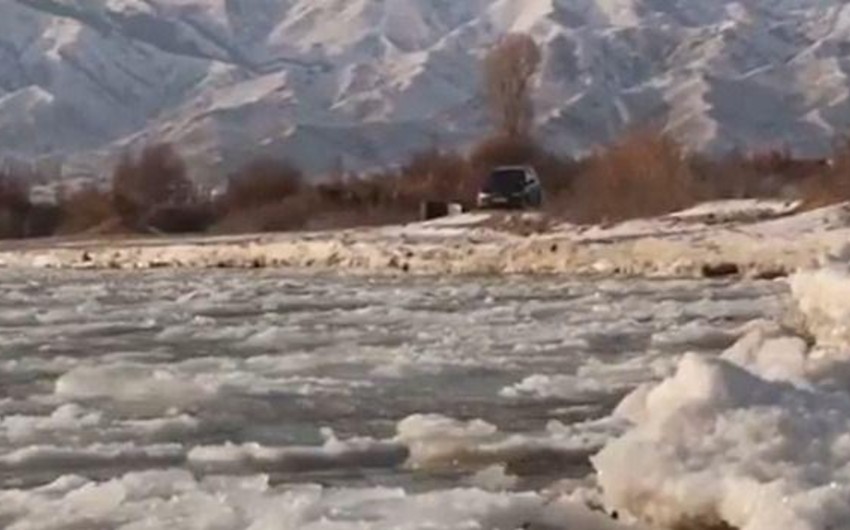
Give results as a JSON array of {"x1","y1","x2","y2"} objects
[
  {"x1": 112, "y1": 145, "x2": 190, "y2": 213},
  {"x1": 111, "y1": 143, "x2": 199, "y2": 231},
  {"x1": 484, "y1": 33, "x2": 542, "y2": 138},
  {"x1": 223, "y1": 158, "x2": 303, "y2": 212}
]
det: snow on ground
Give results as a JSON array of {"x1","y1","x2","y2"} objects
[
  {"x1": 1, "y1": 200, "x2": 848, "y2": 279},
  {"x1": 667, "y1": 199, "x2": 802, "y2": 224}
]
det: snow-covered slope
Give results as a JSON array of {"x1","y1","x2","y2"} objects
[{"x1": 3, "y1": 0, "x2": 850, "y2": 181}]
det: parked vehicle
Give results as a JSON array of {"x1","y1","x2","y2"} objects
[{"x1": 476, "y1": 166, "x2": 543, "y2": 210}]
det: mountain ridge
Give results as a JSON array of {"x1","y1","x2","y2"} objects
[{"x1": 2, "y1": 0, "x2": 850, "y2": 182}]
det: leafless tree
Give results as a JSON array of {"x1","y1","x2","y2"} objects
[
  {"x1": 484, "y1": 33, "x2": 542, "y2": 138},
  {"x1": 111, "y1": 143, "x2": 211, "y2": 232},
  {"x1": 223, "y1": 158, "x2": 303, "y2": 212},
  {"x1": 112, "y1": 144, "x2": 194, "y2": 224}
]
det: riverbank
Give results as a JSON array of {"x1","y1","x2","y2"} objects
[{"x1": 1, "y1": 200, "x2": 847, "y2": 278}]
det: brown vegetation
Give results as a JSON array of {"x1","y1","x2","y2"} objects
[
  {"x1": 56, "y1": 186, "x2": 114, "y2": 235},
  {"x1": 566, "y1": 129, "x2": 698, "y2": 223},
  {"x1": 485, "y1": 33, "x2": 542, "y2": 138},
  {"x1": 0, "y1": 171, "x2": 31, "y2": 238},
  {"x1": 112, "y1": 144, "x2": 211, "y2": 233},
  {"x1": 1, "y1": 130, "x2": 844, "y2": 241},
  {"x1": 802, "y1": 139, "x2": 850, "y2": 207}
]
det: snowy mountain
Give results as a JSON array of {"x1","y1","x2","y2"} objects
[{"x1": 2, "y1": 0, "x2": 850, "y2": 181}]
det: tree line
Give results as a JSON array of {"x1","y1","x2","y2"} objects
[{"x1": 0, "y1": 33, "x2": 843, "y2": 239}]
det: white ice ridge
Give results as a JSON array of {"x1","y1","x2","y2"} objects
[{"x1": 592, "y1": 267, "x2": 850, "y2": 530}]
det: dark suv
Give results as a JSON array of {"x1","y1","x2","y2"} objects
[{"x1": 476, "y1": 166, "x2": 543, "y2": 210}]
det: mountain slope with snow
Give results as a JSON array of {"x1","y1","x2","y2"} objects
[{"x1": 2, "y1": 0, "x2": 850, "y2": 180}]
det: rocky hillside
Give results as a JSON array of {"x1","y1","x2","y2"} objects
[{"x1": 2, "y1": 0, "x2": 850, "y2": 181}]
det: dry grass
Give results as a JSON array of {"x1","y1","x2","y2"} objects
[
  {"x1": 566, "y1": 129, "x2": 697, "y2": 223},
  {"x1": 56, "y1": 186, "x2": 115, "y2": 235},
  {"x1": 211, "y1": 196, "x2": 314, "y2": 234},
  {"x1": 801, "y1": 139, "x2": 850, "y2": 207}
]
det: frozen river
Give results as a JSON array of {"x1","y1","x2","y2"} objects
[{"x1": 0, "y1": 270, "x2": 787, "y2": 529}]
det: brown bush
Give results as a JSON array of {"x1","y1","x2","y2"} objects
[
  {"x1": 56, "y1": 186, "x2": 116, "y2": 235},
  {"x1": 396, "y1": 148, "x2": 475, "y2": 204},
  {"x1": 568, "y1": 129, "x2": 698, "y2": 223},
  {"x1": 112, "y1": 143, "x2": 198, "y2": 230},
  {"x1": 25, "y1": 204, "x2": 61, "y2": 238},
  {"x1": 0, "y1": 172, "x2": 31, "y2": 238},
  {"x1": 689, "y1": 146, "x2": 833, "y2": 202},
  {"x1": 800, "y1": 139, "x2": 850, "y2": 207},
  {"x1": 223, "y1": 158, "x2": 303, "y2": 212},
  {"x1": 144, "y1": 202, "x2": 217, "y2": 234},
  {"x1": 689, "y1": 153, "x2": 767, "y2": 200},
  {"x1": 212, "y1": 193, "x2": 315, "y2": 234}
]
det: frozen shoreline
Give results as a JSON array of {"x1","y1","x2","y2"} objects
[{"x1": 2, "y1": 200, "x2": 848, "y2": 279}]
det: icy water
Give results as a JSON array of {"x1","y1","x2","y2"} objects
[{"x1": 0, "y1": 270, "x2": 786, "y2": 529}]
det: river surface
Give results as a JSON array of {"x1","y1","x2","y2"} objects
[{"x1": 0, "y1": 270, "x2": 786, "y2": 529}]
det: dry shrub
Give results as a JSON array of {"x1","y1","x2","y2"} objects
[
  {"x1": 212, "y1": 194, "x2": 315, "y2": 234},
  {"x1": 0, "y1": 171, "x2": 31, "y2": 239},
  {"x1": 112, "y1": 143, "x2": 207, "y2": 232},
  {"x1": 25, "y1": 204, "x2": 61, "y2": 238},
  {"x1": 690, "y1": 146, "x2": 831, "y2": 203},
  {"x1": 222, "y1": 158, "x2": 303, "y2": 212},
  {"x1": 214, "y1": 157, "x2": 309, "y2": 233},
  {"x1": 397, "y1": 148, "x2": 475, "y2": 204},
  {"x1": 569, "y1": 129, "x2": 697, "y2": 223},
  {"x1": 56, "y1": 186, "x2": 115, "y2": 235},
  {"x1": 691, "y1": 153, "x2": 770, "y2": 199},
  {"x1": 802, "y1": 139, "x2": 850, "y2": 207},
  {"x1": 145, "y1": 202, "x2": 217, "y2": 234}
]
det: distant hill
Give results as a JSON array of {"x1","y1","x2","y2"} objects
[{"x1": 2, "y1": 0, "x2": 850, "y2": 181}]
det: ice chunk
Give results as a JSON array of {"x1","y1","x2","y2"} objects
[
  {"x1": 467, "y1": 464, "x2": 519, "y2": 491},
  {"x1": 395, "y1": 413, "x2": 618, "y2": 475},
  {"x1": 593, "y1": 353, "x2": 850, "y2": 530},
  {"x1": 188, "y1": 431, "x2": 408, "y2": 474},
  {"x1": 0, "y1": 443, "x2": 185, "y2": 471},
  {"x1": 2, "y1": 404, "x2": 101, "y2": 444},
  {"x1": 501, "y1": 357, "x2": 672, "y2": 401},
  {"x1": 722, "y1": 325, "x2": 808, "y2": 383},
  {"x1": 54, "y1": 363, "x2": 216, "y2": 408},
  {"x1": 789, "y1": 268, "x2": 850, "y2": 350},
  {"x1": 395, "y1": 414, "x2": 500, "y2": 470}
]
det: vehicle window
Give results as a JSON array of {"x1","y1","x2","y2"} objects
[{"x1": 483, "y1": 169, "x2": 527, "y2": 194}]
